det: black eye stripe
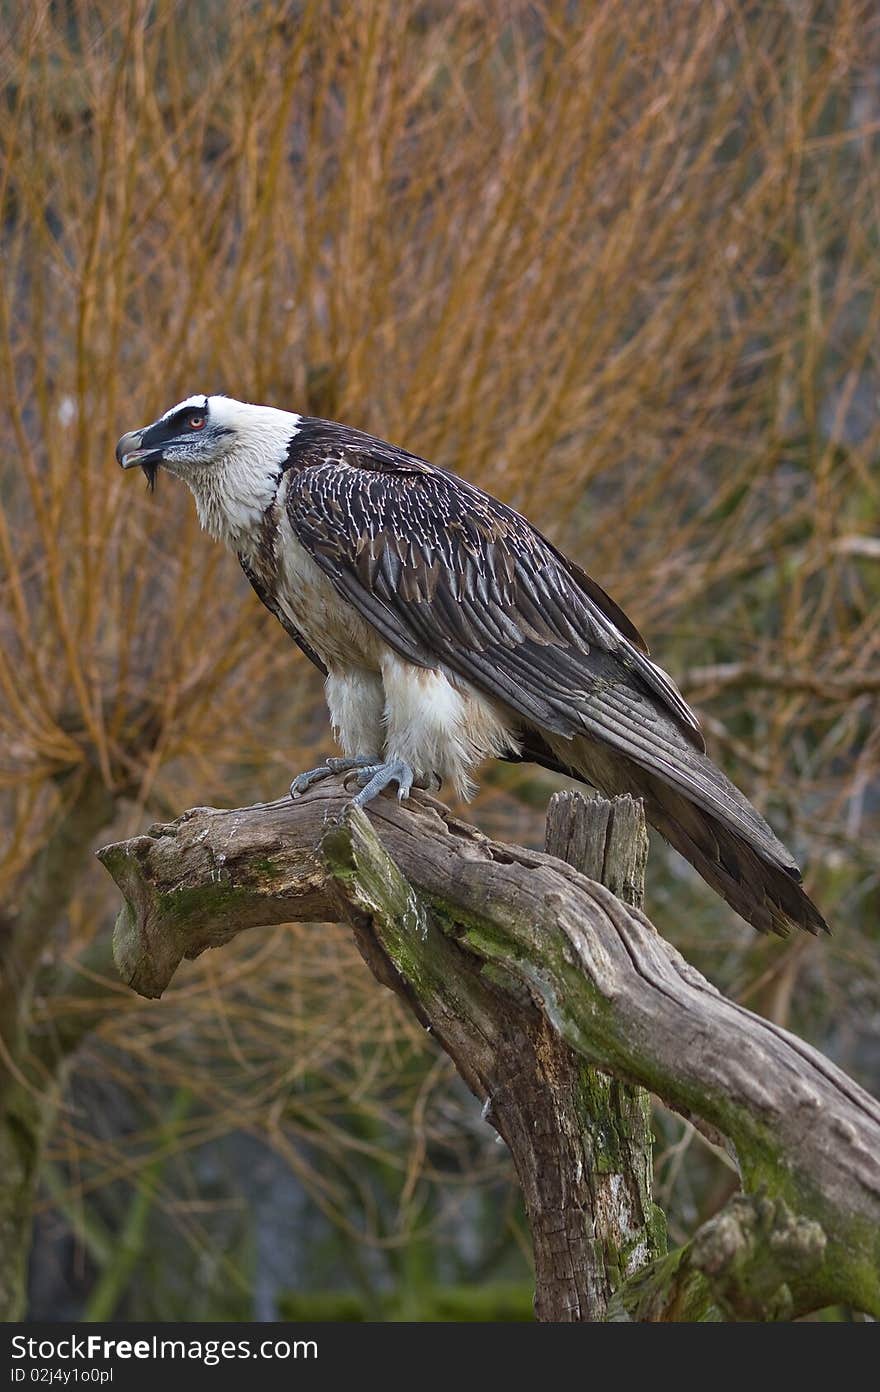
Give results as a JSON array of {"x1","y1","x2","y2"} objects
[
  {"x1": 140, "y1": 405, "x2": 210, "y2": 449},
  {"x1": 172, "y1": 406, "x2": 202, "y2": 430}
]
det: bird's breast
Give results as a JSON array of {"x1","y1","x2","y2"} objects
[{"x1": 265, "y1": 510, "x2": 383, "y2": 670}]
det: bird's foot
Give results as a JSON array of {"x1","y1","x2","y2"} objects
[
  {"x1": 350, "y1": 759, "x2": 421, "y2": 807},
  {"x1": 289, "y1": 755, "x2": 377, "y2": 800}
]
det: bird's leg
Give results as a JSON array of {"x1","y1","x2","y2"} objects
[
  {"x1": 289, "y1": 755, "x2": 377, "y2": 800},
  {"x1": 350, "y1": 759, "x2": 426, "y2": 807}
]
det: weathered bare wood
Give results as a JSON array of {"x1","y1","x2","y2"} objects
[
  {"x1": 545, "y1": 791, "x2": 649, "y2": 910},
  {"x1": 535, "y1": 792, "x2": 662, "y2": 1319},
  {"x1": 96, "y1": 782, "x2": 880, "y2": 1319},
  {"x1": 321, "y1": 790, "x2": 663, "y2": 1319}
]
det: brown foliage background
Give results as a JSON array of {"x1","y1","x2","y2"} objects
[{"x1": 1, "y1": 0, "x2": 879, "y2": 1316}]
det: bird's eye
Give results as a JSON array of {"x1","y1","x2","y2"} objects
[{"x1": 188, "y1": 415, "x2": 206, "y2": 431}]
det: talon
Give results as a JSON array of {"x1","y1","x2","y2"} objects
[
  {"x1": 340, "y1": 768, "x2": 366, "y2": 792},
  {"x1": 351, "y1": 759, "x2": 418, "y2": 808},
  {"x1": 290, "y1": 769, "x2": 327, "y2": 799},
  {"x1": 289, "y1": 755, "x2": 379, "y2": 801},
  {"x1": 351, "y1": 763, "x2": 382, "y2": 788},
  {"x1": 326, "y1": 756, "x2": 375, "y2": 774}
]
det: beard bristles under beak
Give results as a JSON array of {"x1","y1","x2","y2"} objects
[{"x1": 142, "y1": 461, "x2": 159, "y2": 491}]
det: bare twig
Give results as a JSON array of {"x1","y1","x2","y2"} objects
[{"x1": 681, "y1": 664, "x2": 880, "y2": 701}]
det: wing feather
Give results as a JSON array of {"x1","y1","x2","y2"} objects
[
  {"x1": 281, "y1": 428, "x2": 705, "y2": 760},
  {"x1": 271, "y1": 420, "x2": 826, "y2": 935}
]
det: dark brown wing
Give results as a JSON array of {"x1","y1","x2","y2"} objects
[
  {"x1": 280, "y1": 422, "x2": 827, "y2": 935},
  {"x1": 282, "y1": 423, "x2": 703, "y2": 742}
]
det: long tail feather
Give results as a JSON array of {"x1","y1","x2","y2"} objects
[{"x1": 533, "y1": 730, "x2": 828, "y2": 937}]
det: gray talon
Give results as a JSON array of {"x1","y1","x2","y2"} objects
[
  {"x1": 289, "y1": 755, "x2": 378, "y2": 800},
  {"x1": 351, "y1": 759, "x2": 417, "y2": 807},
  {"x1": 289, "y1": 768, "x2": 327, "y2": 799}
]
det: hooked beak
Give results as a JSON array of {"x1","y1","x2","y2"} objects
[
  {"x1": 116, "y1": 428, "x2": 162, "y2": 490},
  {"x1": 116, "y1": 429, "x2": 150, "y2": 468}
]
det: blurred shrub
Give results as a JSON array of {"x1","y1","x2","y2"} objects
[{"x1": 279, "y1": 1280, "x2": 534, "y2": 1322}]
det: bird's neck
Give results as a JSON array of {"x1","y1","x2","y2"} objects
[{"x1": 189, "y1": 413, "x2": 300, "y2": 549}]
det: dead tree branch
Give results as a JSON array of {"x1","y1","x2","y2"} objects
[{"x1": 96, "y1": 782, "x2": 880, "y2": 1320}]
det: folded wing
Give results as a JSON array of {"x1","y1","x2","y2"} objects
[{"x1": 283, "y1": 425, "x2": 826, "y2": 935}]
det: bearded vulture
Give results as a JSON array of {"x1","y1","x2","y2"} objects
[{"x1": 116, "y1": 394, "x2": 827, "y2": 937}]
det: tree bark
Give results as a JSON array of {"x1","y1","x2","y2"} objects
[
  {"x1": 96, "y1": 782, "x2": 880, "y2": 1319},
  {"x1": 534, "y1": 792, "x2": 663, "y2": 1318}
]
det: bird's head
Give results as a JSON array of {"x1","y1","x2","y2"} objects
[
  {"x1": 116, "y1": 394, "x2": 301, "y2": 541},
  {"x1": 115, "y1": 394, "x2": 239, "y2": 490}
]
